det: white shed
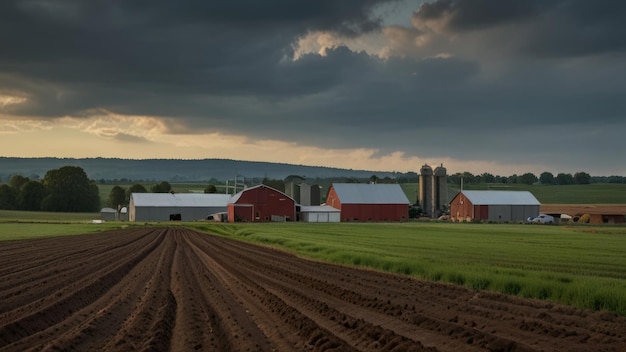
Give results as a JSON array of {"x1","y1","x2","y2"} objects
[{"x1": 299, "y1": 205, "x2": 341, "y2": 223}]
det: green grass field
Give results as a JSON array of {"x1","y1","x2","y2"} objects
[
  {"x1": 190, "y1": 222, "x2": 626, "y2": 315},
  {"x1": 0, "y1": 210, "x2": 135, "y2": 240}
]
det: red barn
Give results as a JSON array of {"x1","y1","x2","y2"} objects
[
  {"x1": 228, "y1": 184, "x2": 295, "y2": 222},
  {"x1": 325, "y1": 183, "x2": 410, "y2": 222}
]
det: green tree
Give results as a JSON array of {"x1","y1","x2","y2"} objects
[
  {"x1": 41, "y1": 166, "x2": 100, "y2": 212},
  {"x1": 556, "y1": 173, "x2": 574, "y2": 185},
  {"x1": 18, "y1": 180, "x2": 46, "y2": 211},
  {"x1": 126, "y1": 183, "x2": 148, "y2": 202},
  {"x1": 574, "y1": 171, "x2": 591, "y2": 185},
  {"x1": 539, "y1": 172, "x2": 554, "y2": 185},
  {"x1": 519, "y1": 172, "x2": 538, "y2": 185},
  {"x1": 9, "y1": 175, "x2": 30, "y2": 190},
  {"x1": 151, "y1": 181, "x2": 172, "y2": 193},
  {"x1": 481, "y1": 173, "x2": 496, "y2": 183},
  {"x1": 204, "y1": 184, "x2": 218, "y2": 193},
  {"x1": 462, "y1": 172, "x2": 476, "y2": 184},
  {"x1": 108, "y1": 185, "x2": 127, "y2": 208},
  {"x1": 0, "y1": 184, "x2": 17, "y2": 210}
]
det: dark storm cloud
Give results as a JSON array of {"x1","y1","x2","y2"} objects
[
  {"x1": 412, "y1": 0, "x2": 626, "y2": 57},
  {"x1": 0, "y1": 0, "x2": 392, "y2": 116}
]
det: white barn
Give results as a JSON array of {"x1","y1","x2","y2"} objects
[{"x1": 129, "y1": 193, "x2": 231, "y2": 222}]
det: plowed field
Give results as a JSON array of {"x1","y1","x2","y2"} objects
[{"x1": 1, "y1": 227, "x2": 625, "y2": 351}]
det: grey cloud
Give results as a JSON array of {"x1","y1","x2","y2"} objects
[
  {"x1": 412, "y1": 0, "x2": 626, "y2": 57},
  {"x1": 414, "y1": 0, "x2": 547, "y2": 31}
]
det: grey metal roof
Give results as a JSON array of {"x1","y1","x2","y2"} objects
[
  {"x1": 131, "y1": 193, "x2": 232, "y2": 207},
  {"x1": 460, "y1": 191, "x2": 540, "y2": 205},
  {"x1": 300, "y1": 205, "x2": 340, "y2": 213},
  {"x1": 331, "y1": 183, "x2": 410, "y2": 204}
]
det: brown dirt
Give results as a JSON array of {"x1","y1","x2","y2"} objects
[{"x1": 1, "y1": 227, "x2": 625, "y2": 352}]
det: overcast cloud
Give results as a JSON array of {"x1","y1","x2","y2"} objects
[{"x1": 1, "y1": 0, "x2": 625, "y2": 176}]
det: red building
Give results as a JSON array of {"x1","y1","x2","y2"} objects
[
  {"x1": 228, "y1": 184, "x2": 295, "y2": 222},
  {"x1": 450, "y1": 191, "x2": 540, "y2": 223},
  {"x1": 326, "y1": 183, "x2": 410, "y2": 222}
]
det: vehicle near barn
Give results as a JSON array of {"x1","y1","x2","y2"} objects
[{"x1": 528, "y1": 214, "x2": 555, "y2": 224}]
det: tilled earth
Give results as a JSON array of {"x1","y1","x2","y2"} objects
[{"x1": 1, "y1": 227, "x2": 625, "y2": 351}]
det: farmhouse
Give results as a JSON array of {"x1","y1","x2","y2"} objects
[
  {"x1": 450, "y1": 190, "x2": 540, "y2": 223},
  {"x1": 129, "y1": 193, "x2": 231, "y2": 222},
  {"x1": 228, "y1": 184, "x2": 295, "y2": 222},
  {"x1": 325, "y1": 183, "x2": 410, "y2": 222}
]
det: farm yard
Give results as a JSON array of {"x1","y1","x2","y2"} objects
[{"x1": 1, "y1": 224, "x2": 626, "y2": 351}]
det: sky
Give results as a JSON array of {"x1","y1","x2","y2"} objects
[{"x1": 1, "y1": 0, "x2": 625, "y2": 177}]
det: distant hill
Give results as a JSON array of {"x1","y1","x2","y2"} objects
[{"x1": 0, "y1": 157, "x2": 407, "y2": 183}]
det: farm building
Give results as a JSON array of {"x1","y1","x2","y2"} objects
[
  {"x1": 325, "y1": 183, "x2": 410, "y2": 222},
  {"x1": 298, "y1": 205, "x2": 341, "y2": 222},
  {"x1": 228, "y1": 184, "x2": 295, "y2": 222},
  {"x1": 540, "y1": 204, "x2": 626, "y2": 224},
  {"x1": 450, "y1": 190, "x2": 540, "y2": 223},
  {"x1": 129, "y1": 193, "x2": 231, "y2": 222},
  {"x1": 100, "y1": 207, "x2": 117, "y2": 221}
]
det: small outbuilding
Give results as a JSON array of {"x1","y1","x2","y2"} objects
[
  {"x1": 100, "y1": 207, "x2": 117, "y2": 221},
  {"x1": 228, "y1": 184, "x2": 295, "y2": 222},
  {"x1": 299, "y1": 205, "x2": 341, "y2": 222},
  {"x1": 325, "y1": 183, "x2": 410, "y2": 222},
  {"x1": 129, "y1": 193, "x2": 231, "y2": 222},
  {"x1": 450, "y1": 190, "x2": 540, "y2": 223}
]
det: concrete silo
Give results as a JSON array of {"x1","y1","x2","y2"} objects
[
  {"x1": 419, "y1": 163, "x2": 448, "y2": 218},
  {"x1": 419, "y1": 164, "x2": 434, "y2": 217},
  {"x1": 433, "y1": 164, "x2": 448, "y2": 217}
]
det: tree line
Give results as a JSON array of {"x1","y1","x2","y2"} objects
[
  {"x1": 447, "y1": 171, "x2": 596, "y2": 185},
  {"x1": 0, "y1": 166, "x2": 100, "y2": 212}
]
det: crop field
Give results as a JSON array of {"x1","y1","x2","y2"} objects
[
  {"x1": 2, "y1": 210, "x2": 626, "y2": 316},
  {"x1": 191, "y1": 221, "x2": 626, "y2": 316},
  {"x1": 2, "y1": 226, "x2": 626, "y2": 351}
]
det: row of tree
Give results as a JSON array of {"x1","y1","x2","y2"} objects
[
  {"x1": 447, "y1": 171, "x2": 593, "y2": 186},
  {"x1": 0, "y1": 166, "x2": 100, "y2": 212}
]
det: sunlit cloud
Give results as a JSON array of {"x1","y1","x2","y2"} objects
[
  {"x1": 0, "y1": 117, "x2": 52, "y2": 134},
  {"x1": 0, "y1": 94, "x2": 27, "y2": 108}
]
